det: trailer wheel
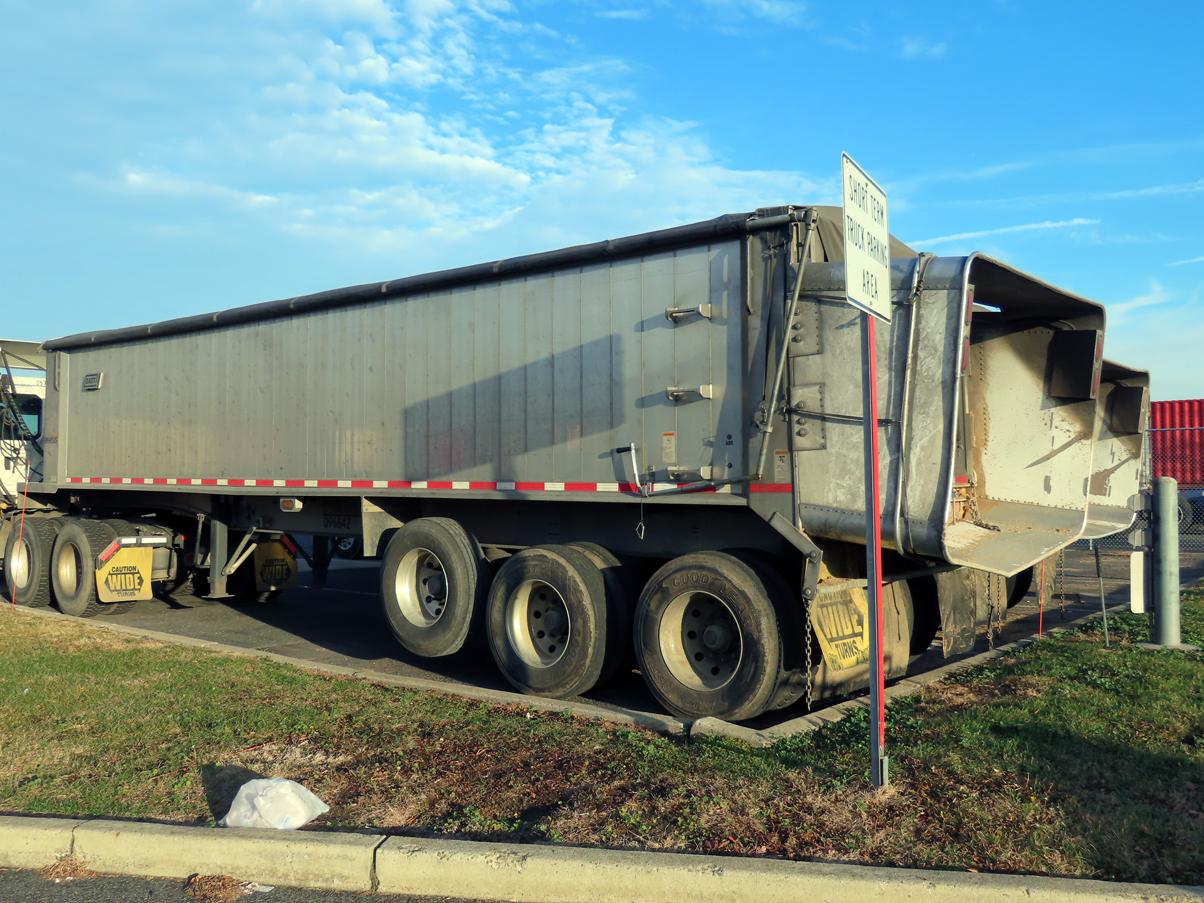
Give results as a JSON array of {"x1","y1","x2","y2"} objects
[
  {"x1": 1179, "y1": 496, "x2": 1195, "y2": 532},
  {"x1": 51, "y1": 519, "x2": 118, "y2": 618},
  {"x1": 334, "y1": 536, "x2": 363, "y2": 560},
  {"x1": 486, "y1": 544, "x2": 608, "y2": 698},
  {"x1": 3, "y1": 518, "x2": 59, "y2": 608},
  {"x1": 635, "y1": 552, "x2": 781, "y2": 722},
  {"x1": 381, "y1": 517, "x2": 488, "y2": 658},
  {"x1": 566, "y1": 541, "x2": 633, "y2": 686},
  {"x1": 726, "y1": 552, "x2": 808, "y2": 712}
]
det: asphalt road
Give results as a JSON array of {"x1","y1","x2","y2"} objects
[
  {"x1": 0, "y1": 869, "x2": 476, "y2": 902},
  {"x1": 85, "y1": 548, "x2": 1200, "y2": 733}
]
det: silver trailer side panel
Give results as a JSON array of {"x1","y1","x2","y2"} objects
[{"x1": 52, "y1": 243, "x2": 747, "y2": 490}]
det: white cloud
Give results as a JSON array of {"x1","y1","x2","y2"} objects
[
  {"x1": 954, "y1": 179, "x2": 1204, "y2": 210},
  {"x1": 1101, "y1": 286, "x2": 1202, "y2": 399},
  {"x1": 698, "y1": 0, "x2": 809, "y2": 28},
  {"x1": 900, "y1": 37, "x2": 947, "y2": 59},
  {"x1": 251, "y1": 0, "x2": 396, "y2": 29},
  {"x1": 1091, "y1": 179, "x2": 1204, "y2": 201},
  {"x1": 1108, "y1": 281, "x2": 1171, "y2": 320},
  {"x1": 910, "y1": 217, "x2": 1099, "y2": 247},
  {"x1": 115, "y1": 169, "x2": 279, "y2": 208},
  {"x1": 595, "y1": 8, "x2": 649, "y2": 19},
  {"x1": 90, "y1": 1, "x2": 822, "y2": 268},
  {"x1": 1168, "y1": 254, "x2": 1204, "y2": 266}
]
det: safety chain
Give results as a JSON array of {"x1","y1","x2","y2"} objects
[
  {"x1": 803, "y1": 593, "x2": 815, "y2": 711},
  {"x1": 986, "y1": 574, "x2": 996, "y2": 650},
  {"x1": 1056, "y1": 551, "x2": 1067, "y2": 619}
]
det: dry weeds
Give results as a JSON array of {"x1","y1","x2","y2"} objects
[
  {"x1": 184, "y1": 873, "x2": 253, "y2": 902},
  {"x1": 40, "y1": 856, "x2": 97, "y2": 882}
]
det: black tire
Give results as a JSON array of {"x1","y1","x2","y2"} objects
[
  {"x1": 50, "y1": 519, "x2": 119, "y2": 618},
  {"x1": 381, "y1": 517, "x2": 488, "y2": 658},
  {"x1": 907, "y1": 575, "x2": 942, "y2": 653},
  {"x1": 1005, "y1": 567, "x2": 1034, "y2": 609},
  {"x1": 334, "y1": 536, "x2": 363, "y2": 560},
  {"x1": 724, "y1": 550, "x2": 805, "y2": 712},
  {"x1": 566, "y1": 541, "x2": 633, "y2": 686},
  {"x1": 634, "y1": 551, "x2": 781, "y2": 722},
  {"x1": 486, "y1": 544, "x2": 608, "y2": 698},
  {"x1": 3, "y1": 518, "x2": 59, "y2": 608}
]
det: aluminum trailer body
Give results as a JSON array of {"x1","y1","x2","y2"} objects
[{"x1": 9, "y1": 206, "x2": 1110, "y2": 720}]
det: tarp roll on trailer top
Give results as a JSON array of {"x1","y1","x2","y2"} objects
[{"x1": 42, "y1": 207, "x2": 917, "y2": 353}]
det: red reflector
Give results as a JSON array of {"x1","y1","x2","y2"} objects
[
  {"x1": 280, "y1": 534, "x2": 298, "y2": 557},
  {"x1": 99, "y1": 540, "x2": 122, "y2": 563}
]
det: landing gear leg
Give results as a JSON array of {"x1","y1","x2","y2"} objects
[{"x1": 312, "y1": 536, "x2": 333, "y2": 588}]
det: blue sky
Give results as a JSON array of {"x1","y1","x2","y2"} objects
[{"x1": 2, "y1": 0, "x2": 1201, "y2": 397}]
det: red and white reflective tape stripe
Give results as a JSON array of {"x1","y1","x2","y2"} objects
[{"x1": 67, "y1": 476, "x2": 791, "y2": 494}]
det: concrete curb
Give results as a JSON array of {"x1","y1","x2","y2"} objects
[
  {"x1": 1, "y1": 816, "x2": 1199, "y2": 901},
  {"x1": 5, "y1": 605, "x2": 688, "y2": 738}
]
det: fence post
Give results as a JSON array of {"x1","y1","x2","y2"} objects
[{"x1": 1153, "y1": 476, "x2": 1181, "y2": 646}]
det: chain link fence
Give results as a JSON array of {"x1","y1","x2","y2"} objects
[
  {"x1": 1150, "y1": 423, "x2": 1204, "y2": 554},
  {"x1": 1077, "y1": 423, "x2": 1204, "y2": 556}
]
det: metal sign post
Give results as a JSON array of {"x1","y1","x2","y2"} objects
[{"x1": 841, "y1": 152, "x2": 892, "y2": 789}]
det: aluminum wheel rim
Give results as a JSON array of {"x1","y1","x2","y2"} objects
[
  {"x1": 9, "y1": 538, "x2": 32, "y2": 590},
  {"x1": 505, "y1": 579, "x2": 570, "y2": 668},
  {"x1": 394, "y1": 547, "x2": 448, "y2": 627},
  {"x1": 659, "y1": 590, "x2": 742, "y2": 691},
  {"x1": 55, "y1": 542, "x2": 82, "y2": 598}
]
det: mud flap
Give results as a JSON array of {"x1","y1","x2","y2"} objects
[
  {"x1": 97, "y1": 547, "x2": 154, "y2": 603},
  {"x1": 935, "y1": 568, "x2": 1006, "y2": 656},
  {"x1": 252, "y1": 541, "x2": 298, "y2": 594},
  {"x1": 811, "y1": 580, "x2": 913, "y2": 679}
]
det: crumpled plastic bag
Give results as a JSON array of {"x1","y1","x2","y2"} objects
[{"x1": 220, "y1": 778, "x2": 329, "y2": 830}]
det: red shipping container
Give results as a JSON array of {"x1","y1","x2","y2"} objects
[{"x1": 1150, "y1": 399, "x2": 1204, "y2": 487}]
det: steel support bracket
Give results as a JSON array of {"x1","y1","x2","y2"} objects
[
  {"x1": 766, "y1": 511, "x2": 823, "y2": 604},
  {"x1": 664, "y1": 303, "x2": 714, "y2": 322}
]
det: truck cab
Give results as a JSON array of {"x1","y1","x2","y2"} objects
[{"x1": 0, "y1": 341, "x2": 47, "y2": 565}]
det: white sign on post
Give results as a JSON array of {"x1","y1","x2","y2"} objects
[
  {"x1": 840, "y1": 152, "x2": 892, "y2": 789},
  {"x1": 841, "y1": 152, "x2": 892, "y2": 323}
]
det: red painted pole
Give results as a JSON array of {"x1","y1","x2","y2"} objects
[{"x1": 863, "y1": 312, "x2": 887, "y2": 784}]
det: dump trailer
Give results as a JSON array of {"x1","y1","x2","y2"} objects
[{"x1": 4, "y1": 206, "x2": 1112, "y2": 721}]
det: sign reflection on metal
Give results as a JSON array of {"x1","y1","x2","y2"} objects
[{"x1": 840, "y1": 152, "x2": 891, "y2": 323}]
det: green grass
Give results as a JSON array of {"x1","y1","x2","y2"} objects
[{"x1": 1, "y1": 592, "x2": 1202, "y2": 884}]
